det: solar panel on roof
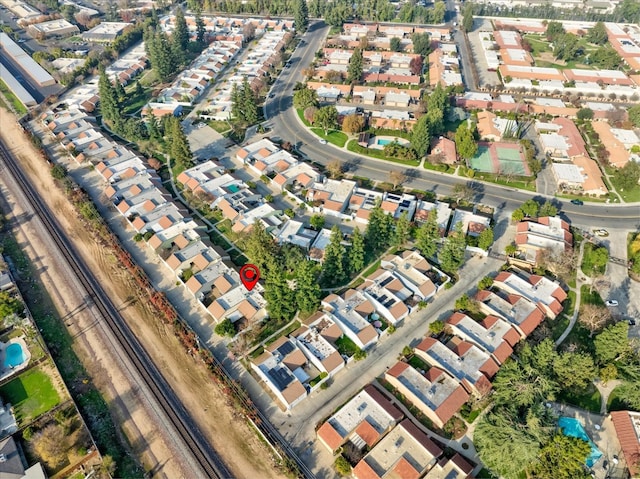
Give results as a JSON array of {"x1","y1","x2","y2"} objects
[
  {"x1": 277, "y1": 340, "x2": 295, "y2": 356},
  {"x1": 268, "y1": 367, "x2": 294, "y2": 390},
  {"x1": 380, "y1": 276, "x2": 394, "y2": 287}
]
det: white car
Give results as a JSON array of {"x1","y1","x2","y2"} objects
[
  {"x1": 605, "y1": 300, "x2": 619, "y2": 307},
  {"x1": 318, "y1": 139, "x2": 327, "y2": 145},
  {"x1": 594, "y1": 229, "x2": 609, "y2": 237}
]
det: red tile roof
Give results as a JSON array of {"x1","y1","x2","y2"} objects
[{"x1": 611, "y1": 411, "x2": 640, "y2": 477}]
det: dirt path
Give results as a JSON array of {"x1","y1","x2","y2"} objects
[{"x1": 0, "y1": 107, "x2": 286, "y2": 479}]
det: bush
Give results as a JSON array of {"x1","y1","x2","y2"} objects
[
  {"x1": 51, "y1": 164, "x2": 67, "y2": 180},
  {"x1": 429, "y1": 320, "x2": 445, "y2": 335},
  {"x1": 133, "y1": 233, "x2": 143, "y2": 242},
  {"x1": 334, "y1": 456, "x2": 352, "y2": 476},
  {"x1": 477, "y1": 276, "x2": 494, "y2": 290},
  {"x1": 353, "y1": 348, "x2": 367, "y2": 361},
  {"x1": 214, "y1": 318, "x2": 236, "y2": 337}
]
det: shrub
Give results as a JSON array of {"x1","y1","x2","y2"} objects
[
  {"x1": 334, "y1": 456, "x2": 352, "y2": 476},
  {"x1": 214, "y1": 318, "x2": 236, "y2": 337},
  {"x1": 51, "y1": 164, "x2": 67, "y2": 180}
]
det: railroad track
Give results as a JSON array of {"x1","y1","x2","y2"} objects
[{"x1": 0, "y1": 139, "x2": 233, "y2": 479}]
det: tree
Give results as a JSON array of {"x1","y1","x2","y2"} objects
[
  {"x1": 392, "y1": 212, "x2": 411, "y2": 248},
  {"x1": 452, "y1": 182, "x2": 475, "y2": 202},
  {"x1": 462, "y1": 3, "x2": 474, "y2": 32},
  {"x1": 390, "y1": 36, "x2": 402, "y2": 52},
  {"x1": 296, "y1": 261, "x2": 321, "y2": 315},
  {"x1": 491, "y1": 358, "x2": 557, "y2": 409},
  {"x1": 51, "y1": 164, "x2": 67, "y2": 180},
  {"x1": 416, "y1": 209, "x2": 439, "y2": 259},
  {"x1": 594, "y1": 322, "x2": 630, "y2": 364},
  {"x1": 326, "y1": 159, "x2": 342, "y2": 179},
  {"x1": 538, "y1": 201, "x2": 558, "y2": 217},
  {"x1": 389, "y1": 170, "x2": 407, "y2": 190},
  {"x1": 531, "y1": 434, "x2": 591, "y2": 479},
  {"x1": 293, "y1": 86, "x2": 319, "y2": 110},
  {"x1": 429, "y1": 320, "x2": 445, "y2": 335},
  {"x1": 347, "y1": 48, "x2": 363, "y2": 83},
  {"x1": 425, "y1": 107, "x2": 445, "y2": 136},
  {"x1": 578, "y1": 304, "x2": 612, "y2": 338},
  {"x1": 409, "y1": 55, "x2": 423, "y2": 76},
  {"x1": 587, "y1": 21, "x2": 608, "y2": 45},
  {"x1": 455, "y1": 123, "x2": 478, "y2": 160},
  {"x1": 32, "y1": 424, "x2": 69, "y2": 467},
  {"x1": 613, "y1": 160, "x2": 640, "y2": 191},
  {"x1": 214, "y1": 318, "x2": 236, "y2": 337},
  {"x1": 538, "y1": 247, "x2": 577, "y2": 283},
  {"x1": 314, "y1": 106, "x2": 338, "y2": 135},
  {"x1": 511, "y1": 209, "x2": 525, "y2": 223},
  {"x1": 304, "y1": 106, "x2": 317, "y2": 124},
  {"x1": 629, "y1": 105, "x2": 640, "y2": 127},
  {"x1": 478, "y1": 276, "x2": 493, "y2": 290},
  {"x1": 411, "y1": 32, "x2": 431, "y2": 56},
  {"x1": 166, "y1": 116, "x2": 193, "y2": 169},
  {"x1": 614, "y1": 381, "x2": 640, "y2": 410},
  {"x1": 411, "y1": 115, "x2": 431, "y2": 158},
  {"x1": 342, "y1": 114, "x2": 365, "y2": 134},
  {"x1": 600, "y1": 363, "x2": 618, "y2": 384},
  {"x1": 576, "y1": 108, "x2": 594, "y2": 121},
  {"x1": 505, "y1": 243, "x2": 518, "y2": 257},
  {"x1": 0, "y1": 291, "x2": 22, "y2": 319},
  {"x1": 264, "y1": 260, "x2": 296, "y2": 321},
  {"x1": 546, "y1": 21, "x2": 566, "y2": 41},
  {"x1": 438, "y1": 222, "x2": 466, "y2": 273},
  {"x1": 349, "y1": 227, "x2": 365, "y2": 274},
  {"x1": 98, "y1": 67, "x2": 119, "y2": 122},
  {"x1": 553, "y1": 352, "x2": 595, "y2": 390},
  {"x1": 294, "y1": 0, "x2": 309, "y2": 33},
  {"x1": 455, "y1": 294, "x2": 479, "y2": 314},
  {"x1": 173, "y1": 8, "x2": 189, "y2": 53},
  {"x1": 426, "y1": 82, "x2": 449, "y2": 115},
  {"x1": 243, "y1": 221, "x2": 277, "y2": 272},
  {"x1": 478, "y1": 227, "x2": 494, "y2": 251},
  {"x1": 195, "y1": 11, "x2": 206, "y2": 47},
  {"x1": 322, "y1": 225, "x2": 346, "y2": 286},
  {"x1": 365, "y1": 202, "x2": 394, "y2": 255},
  {"x1": 520, "y1": 199, "x2": 540, "y2": 218},
  {"x1": 334, "y1": 456, "x2": 351, "y2": 476},
  {"x1": 310, "y1": 214, "x2": 325, "y2": 230}
]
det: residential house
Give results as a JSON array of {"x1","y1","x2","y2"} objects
[
  {"x1": 424, "y1": 454, "x2": 474, "y2": 479},
  {"x1": 380, "y1": 250, "x2": 448, "y2": 300},
  {"x1": 322, "y1": 291, "x2": 379, "y2": 350},
  {"x1": 449, "y1": 209, "x2": 491, "y2": 237},
  {"x1": 293, "y1": 311, "x2": 346, "y2": 376},
  {"x1": 272, "y1": 163, "x2": 320, "y2": 192},
  {"x1": 515, "y1": 216, "x2": 573, "y2": 265},
  {"x1": 0, "y1": 436, "x2": 46, "y2": 479},
  {"x1": 475, "y1": 289, "x2": 546, "y2": 338},
  {"x1": 307, "y1": 179, "x2": 357, "y2": 218},
  {"x1": 251, "y1": 337, "x2": 308, "y2": 410},
  {"x1": 273, "y1": 220, "x2": 319, "y2": 250},
  {"x1": 414, "y1": 200, "x2": 452, "y2": 235},
  {"x1": 385, "y1": 362, "x2": 469, "y2": 428},
  {"x1": 445, "y1": 312, "x2": 521, "y2": 365},
  {"x1": 207, "y1": 287, "x2": 266, "y2": 324},
  {"x1": 308, "y1": 228, "x2": 333, "y2": 262},
  {"x1": 414, "y1": 337, "x2": 499, "y2": 396},
  {"x1": 493, "y1": 270, "x2": 566, "y2": 319},
  {"x1": 610, "y1": 411, "x2": 640, "y2": 478},
  {"x1": 317, "y1": 384, "x2": 403, "y2": 453},
  {"x1": 353, "y1": 419, "x2": 443, "y2": 479},
  {"x1": 358, "y1": 269, "x2": 411, "y2": 325},
  {"x1": 430, "y1": 137, "x2": 457, "y2": 165},
  {"x1": 477, "y1": 111, "x2": 517, "y2": 141},
  {"x1": 130, "y1": 203, "x2": 189, "y2": 234}
]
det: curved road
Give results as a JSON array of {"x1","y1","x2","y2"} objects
[{"x1": 264, "y1": 21, "x2": 640, "y2": 231}]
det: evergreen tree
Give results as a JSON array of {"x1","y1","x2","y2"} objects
[
  {"x1": 114, "y1": 80, "x2": 126, "y2": 105},
  {"x1": 166, "y1": 116, "x2": 193, "y2": 169},
  {"x1": 365, "y1": 202, "x2": 393, "y2": 255},
  {"x1": 416, "y1": 209, "x2": 439, "y2": 258},
  {"x1": 392, "y1": 212, "x2": 411, "y2": 248},
  {"x1": 242, "y1": 77, "x2": 259, "y2": 124},
  {"x1": 243, "y1": 221, "x2": 277, "y2": 273},
  {"x1": 294, "y1": 0, "x2": 309, "y2": 33},
  {"x1": 147, "y1": 112, "x2": 161, "y2": 141},
  {"x1": 455, "y1": 122, "x2": 478, "y2": 160},
  {"x1": 411, "y1": 115, "x2": 431, "y2": 158},
  {"x1": 174, "y1": 8, "x2": 189, "y2": 53},
  {"x1": 295, "y1": 261, "x2": 321, "y2": 315},
  {"x1": 322, "y1": 225, "x2": 346, "y2": 286},
  {"x1": 153, "y1": 31, "x2": 178, "y2": 82},
  {"x1": 347, "y1": 48, "x2": 363, "y2": 83},
  {"x1": 426, "y1": 82, "x2": 448, "y2": 114},
  {"x1": 314, "y1": 106, "x2": 338, "y2": 135},
  {"x1": 438, "y1": 222, "x2": 466, "y2": 273},
  {"x1": 349, "y1": 227, "x2": 365, "y2": 274},
  {"x1": 195, "y1": 11, "x2": 207, "y2": 48},
  {"x1": 478, "y1": 227, "x2": 494, "y2": 251},
  {"x1": 98, "y1": 68, "x2": 119, "y2": 122},
  {"x1": 462, "y1": 3, "x2": 474, "y2": 32},
  {"x1": 265, "y1": 261, "x2": 296, "y2": 321}
]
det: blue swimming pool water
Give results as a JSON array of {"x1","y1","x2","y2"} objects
[
  {"x1": 377, "y1": 139, "x2": 393, "y2": 146},
  {"x1": 3, "y1": 343, "x2": 26, "y2": 369},
  {"x1": 558, "y1": 417, "x2": 603, "y2": 467},
  {"x1": 228, "y1": 184, "x2": 240, "y2": 193}
]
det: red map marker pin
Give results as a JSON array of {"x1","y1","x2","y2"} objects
[{"x1": 239, "y1": 264, "x2": 260, "y2": 291}]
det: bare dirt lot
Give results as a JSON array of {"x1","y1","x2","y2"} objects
[{"x1": 0, "y1": 107, "x2": 285, "y2": 479}]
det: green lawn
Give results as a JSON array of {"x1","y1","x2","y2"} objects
[
  {"x1": 335, "y1": 336, "x2": 359, "y2": 357},
  {"x1": 581, "y1": 242, "x2": 608, "y2": 276},
  {"x1": 0, "y1": 79, "x2": 27, "y2": 115},
  {"x1": 0, "y1": 366, "x2": 61, "y2": 423},
  {"x1": 608, "y1": 167, "x2": 640, "y2": 202},
  {"x1": 408, "y1": 355, "x2": 430, "y2": 372},
  {"x1": 557, "y1": 383, "x2": 601, "y2": 413},
  {"x1": 347, "y1": 140, "x2": 420, "y2": 167},
  {"x1": 206, "y1": 120, "x2": 232, "y2": 134},
  {"x1": 580, "y1": 285, "x2": 604, "y2": 306},
  {"x1": 310, "y1": 128, "x2": 348, "y2": 147},
  {"x1": 122, "y1": 86, "x2": 152, "y2": 115},
  {"x1": 467, "y1": 170, "x2": 537, "y2": 192}
]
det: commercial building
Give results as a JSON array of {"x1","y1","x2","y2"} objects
[
  {"x1": 82, "y1": 22, "x2": 132, "y2": 43},
  {"x1": 0, "y1": 32, "x2": 56, "y2": 87},
  {"x1": 27, "y1": 19, "x2": 79, "y2": 38}
]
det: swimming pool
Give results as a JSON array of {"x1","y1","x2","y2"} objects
[
  {"x1": 377, "y1": 139, "x2": 394, "y2": 146},
  {"x1": 558, "y1": 417, "x2": 603, "y2": 467},
  {"x1": 3, "y1": 343, "x2": 27, "y2": 369}
]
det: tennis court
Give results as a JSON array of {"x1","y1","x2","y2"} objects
[{"x1": 468, "y1": 142, "x2": 531, "y2": 176}]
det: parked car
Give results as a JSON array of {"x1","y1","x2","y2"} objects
[
  {"x1": 629, "y1": 319, "x2": 636, "y2": 326},
  {"x1": 594, "y1": 229, "x2": 609, "y2": 237},
  {"x1": 605, "y1": 300, "x2": 619, "y2": 307},
  {"x1": 318, "y1": 139, "x2": 327, "y2": 145},
  {"x1": 571, "y1": 199, "x2": 584, "y2": 205}
]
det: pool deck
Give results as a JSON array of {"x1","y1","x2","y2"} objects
[
  {"x1": 368, "y1": 135, "x2": 411, "y2": 150},
  {"x1": 0, "y1": 337, "x2": 31, "y2": 383},
  {"x1": 552, "y1": 403, "x2": 627, "y2": 478}
]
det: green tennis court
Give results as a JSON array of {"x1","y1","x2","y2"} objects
[
  {"x1": 468, "y1": 145, "x2": 493, "y2": 172},
  {"x1": 468, "y1": 142, "x2": 531, "y2": 176}
]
